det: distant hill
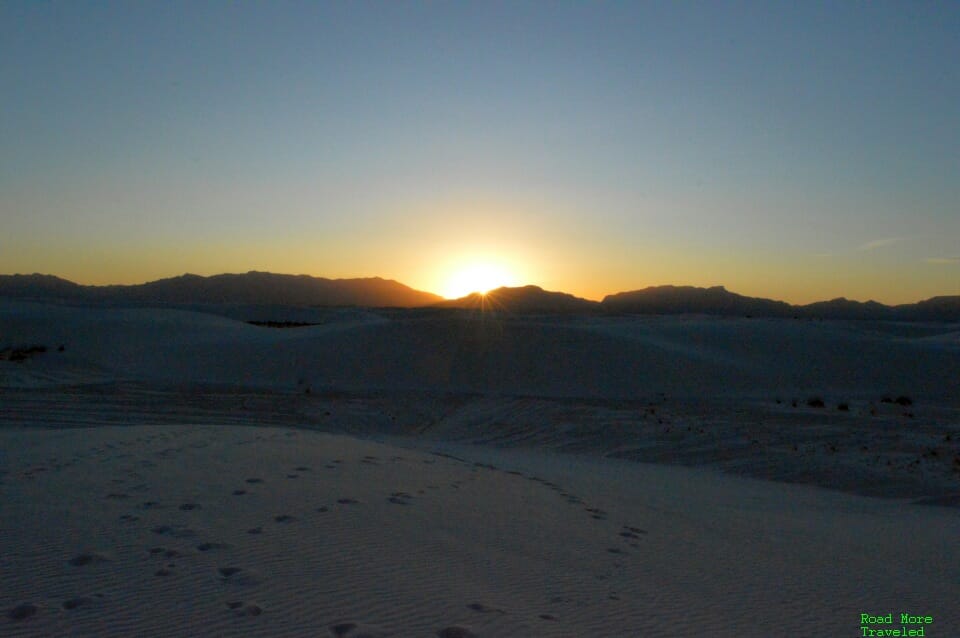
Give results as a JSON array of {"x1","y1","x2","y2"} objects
[
  {"x1": 0, "y1": 274, "x2": 86, "y2": 299},
  {"x1": 436, "y1": 285, "x2": 599, "y2": 314},
  {"x1": 602, "y1": 285, "x2": 960, "y2": 321},
  {"x1": 901, "y1": 296, "x2": 960, "y2": 321},
  {"x1": 0, "y1": 272, "x2": 442, "y2": 307},
  {"x1": 799, "y1": 297, "x2": 895, "y2": 320},
  {"x1": 1, "y1": 274, "x2": 956, "y2": 320},
  {"x1": 602, "y1": 285, "x2": 794, "y2": 317}
]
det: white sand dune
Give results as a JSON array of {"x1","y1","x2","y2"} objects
[
  {"x1": 2, "y1": 301, "x2": 957, "y2": 399},
  {"x1": 2, "y1": 425, "x2": 958, "y2": 637},
  {"x1": 1, "y1": 301, "x2": 958, "y2": 636}
]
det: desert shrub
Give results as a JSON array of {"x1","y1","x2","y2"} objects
[
  {"x1": 837, "y1": 403, "x2": 849, "y2": 411},
  {"x1": 807, "y1": 397, "x2": 825, "y2": 408},
  {"x1": 4, "y1": 345, "x2": 47, "y2": 362},
  {"x1": 895, "y1": 396, "x2": 913, "y2": 406},
  {"x1": 880, "y1": 396, "x2": 893, "y2": 403}
]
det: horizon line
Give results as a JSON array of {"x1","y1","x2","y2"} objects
[{"x1": 1, "y1": 270, "x2": 956, "y2": 307}]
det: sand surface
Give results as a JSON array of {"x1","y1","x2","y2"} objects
[
  {"x1": 1, "y1": 301, "x2": 958, "y2": 636},
  {"x1": 3, "y1": 424, "x2": 958, "y2": 637}
]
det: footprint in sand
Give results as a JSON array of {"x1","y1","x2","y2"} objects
[
  {"x1": 62, "y1": 596, "x2": 94, "y2": 610},
  {"x1": 179, "y1": 503, "x2": 201, "y2": 511},
  {"x1": 247, "y1": 527, "x2": 262, "y2": 535},
  {"x1": 8, "y1": 603, "x2": 38, "y2": 621},
  {"x1": 388, "y1": 492, "x2": 413, "y2": 505},
  {"x1": 329, "y1": 621, "x2": 388, "y2": 637},
  {"x1": 151, "y1": 525, "x2": 196, "y2": 538},
  {"x1": 467, "y1": 602, "x2": 505, "y2": 614},
  {"x1": 197, "y1": 542, "x2": 231, "y2": 552},
  {"x1": 245, "y1": 478, "x2": 264, "y2": 484},
  {"x1": 226, "y1": 601, "x2": 263, "y2": 616},
  {"x1": 337, "y1": 498, "x2": 359, "y2": 505},
  {"x1": 273, "y1": 514, "x2": 297, "y2": 523},
  {"x1": 218, "y1": 567, "x2": 261, "y2": 586},
  {"x1": 68, "y1": 553, "x2": 109, "y2": 567},
  {"x1": 585, "y1": 507, "x2": 608, "y2": 520},
  {"x1": 437, "y1": 627, "x2": 478, "y2": 638}
]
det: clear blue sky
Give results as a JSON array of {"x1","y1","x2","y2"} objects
[{"x1": 2, "y1": 1, "x2": 957, "y2": 302}]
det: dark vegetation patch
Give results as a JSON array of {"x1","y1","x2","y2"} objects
[
  {"x1": 881, "y1": 395, "x2": 913, "y2": 406},
  {"x1": 247, "y1": 321, "x2": 318, "y2": 328},
  {"x1": 0, "y1": 345, "x2": 48, "y2": 362}
]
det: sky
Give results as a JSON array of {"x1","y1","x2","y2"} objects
[{"x1": 1, "y1": 1, "x2": 958, "y2": 303}]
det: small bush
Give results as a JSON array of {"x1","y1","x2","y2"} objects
[
  {"x1": 807, "y1": 397, "x2": 825, "y2": 408},
  {"x1": 880, "y1": 396, "x2": 893, "y2": 403},
  {"x1": 2, "y1": 345, "x2": 47, "y2": 362},
  {"x1": 895, "y1": 396, "x2": 913, "y2": 406},
  {"x1": 837, "y1": 403, "x2": 849, "y2": 411}
]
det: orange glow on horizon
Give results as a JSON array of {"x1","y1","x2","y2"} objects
[{"x1": 439, "y1": 260, "x2": 520, "y2": 299}]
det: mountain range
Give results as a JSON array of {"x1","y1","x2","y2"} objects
[
  {"x1": 1, "y1": 272, "x2": 957, "y2": 321},
  {"x1": 0, "y1": 272, "x2": 442, "y2": 307}
]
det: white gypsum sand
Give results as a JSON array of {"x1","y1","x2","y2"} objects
[{"x1": 1, "y1": 300, "x2": 958, "y2": 636}]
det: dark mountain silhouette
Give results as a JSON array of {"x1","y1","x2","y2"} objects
[
  {"x1": 0, "y1": 274, "x2": 86, "y2": 299},
  {"x1": 0, "y1": 272, "x2": 442, "y2": 307},
  {"x1": 1, "y1": 273, "x2": 956, "y2": 320},
  {"x1": 601, "y1": 285, "x2": 959, "y2": 321},
  {"x1": 436, "y1": 285, "x2": 599, "y2": 314},
  {"x1": 601, "y1": 285, "x2": 794, "y2": 317},
  {"x1": 799, "y1": 297, "x2": 894, "y2": 320},
  {"x1": 900, "y1": 296, "x2": 960, "y2": 321}
]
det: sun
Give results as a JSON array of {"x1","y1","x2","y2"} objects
[{"x1": 442, "y1": 261, "x2": 517, "y2": 299}]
